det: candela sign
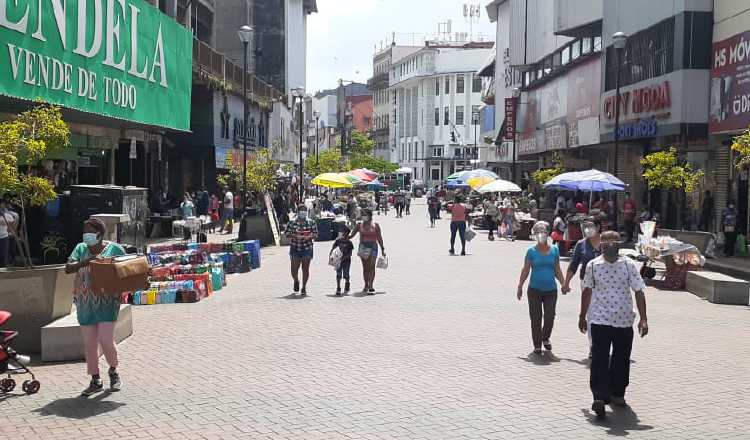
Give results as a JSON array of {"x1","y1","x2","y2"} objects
[{"x1": 0, "y1": 0, "x2": 192, "y2": 131}]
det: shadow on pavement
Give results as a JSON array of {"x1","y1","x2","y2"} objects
[
  {"x1": 34, "y1": 394, "x2": 125, "y2": 419},
  {"x1": 518, "y1": 351, "x2": 561, "y2": 366},
  {"x1": 278, "y1": 294, "x2": 306, "y2": 299},
  {"x1": 351, "y1": 291, "x2": 387, "y2": 297},
  {"x1": 581, "y1": 405, "x2": 654, "y2": 436},
  {"x1": 561, "y1": 357, "x2": 591, "y2": 369}
]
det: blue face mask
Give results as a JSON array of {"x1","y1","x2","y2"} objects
[{"x1": 83, "y1": 233, "x2": 99, "y2": 246}]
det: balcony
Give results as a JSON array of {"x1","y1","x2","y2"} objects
[
  {"x1": 373, "y1": 127, "x2": 389, "y2": 139},
  {"x1": 192, "y1": 39, "x2": 284, "y2": 109},
  {"x1": 367, "y1": 71, "x2": 390, "y2": 90}
]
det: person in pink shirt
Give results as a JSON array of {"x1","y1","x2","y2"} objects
[{"x1": 449, "y1": 195, "x2": 469, "y2": 256}]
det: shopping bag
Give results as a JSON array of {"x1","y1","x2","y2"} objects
[
  {"x1": 376, "y1": 255, "x2": 389, "y2": 270},
  {"x1": 329, "y1": 247, "x2": 343, "y2": 268},
  {"x1": 465, "y1": 227, "x2": 477, "y2": 242}
]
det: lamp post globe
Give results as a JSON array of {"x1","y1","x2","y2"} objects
[{"x1": 612, "y1": 31, "x2": 628, "y2": 50}]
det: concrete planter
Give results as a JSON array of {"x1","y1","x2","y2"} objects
[{"x1": 0, "y1": 265, "x2": 74, "y2": 353}]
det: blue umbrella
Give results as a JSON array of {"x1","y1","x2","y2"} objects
[
  {"x1": 445, "y1": 180, "x2": 471, "y2": 189},
  {"x1": 365, "y1": 179, "x2": 386, "y2": 190},
  {"x1": 544, "y1": 169, "x2": 627, "y2": 192}
]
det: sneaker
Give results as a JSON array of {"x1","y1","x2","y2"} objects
[
  {"x1": 543, "y1": 340, "x2": 552, "y2": 351},
  {"x1": 300, "y1": 288, "x2": 307, "y2": 296},
  {"x1": 81, "y1": 378, "x2": 103, "y2": 396},
  {"x1": 610, "y1": 396, "x2": 627, "y2": 407},
  {"x1": 293, "y1": 280, "x2": 300, "y2": 293},
  {"x1": 449, "y1": 249, "x2": 455, "y2": 255},
  {"x1": 335, "y1": 287, "x2": 342, "y2": 296},
  {"x1": 109, "y1": 371, "x2": 122, "y2": 392},
  {"x1": 344, "y1": 281, "x2": 350, "y2": 293},
  {"x1": 461, "y1": 250, "x2": 466, "y2": 256},
  {"x1": 368, "y1": 287, "x2": 375, "y2": 293},
  {"x1": 591, "y1": 400, "x2": 606, "y2": 419}
]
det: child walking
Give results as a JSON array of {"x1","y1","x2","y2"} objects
[{"x1": 331, "y1": 225, "x2": 354, "y2": 295}]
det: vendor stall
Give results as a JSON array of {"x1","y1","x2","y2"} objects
[{"x1": 636, "y1": 222, "x2": 704, "y2": 289}]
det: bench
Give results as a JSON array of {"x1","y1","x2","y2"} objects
[
  {"x1": 40, "y1": 305, "x2": 133, "y2": 362},
  {"x1": 686, "y1": 271, "x2": 749, "y2": 305}
]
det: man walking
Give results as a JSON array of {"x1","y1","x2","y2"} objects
[
  {"x1": 622, "y1": 193, "x2": 637, "y2": 243},
  {"x1": 579, "y1": 231, "x2": 648, "y2": 420}
]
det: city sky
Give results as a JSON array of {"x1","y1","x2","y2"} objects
[{"x1": 306, "y1": 0, "x2": 496, "y2": 93}]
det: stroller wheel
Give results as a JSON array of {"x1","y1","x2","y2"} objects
[
  {"x1": 22, "y1": 380, "x2": 40, "y2": 395},
  {"x1": 0, "y1": 378, "x2": 16, "y2": 393}
]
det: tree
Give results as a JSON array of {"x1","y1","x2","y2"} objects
[
  {"x1": 641, "y1": 147, "x2": 704, "y2": 193},
  {"x1": 245, "y1": 148, "x2": 278, "y2": 194},
  {"x1": 349, "y1": 130, "x2": 375, "y2": 156},
  {"x1": 731, "y1": 126, "x2": 750, "y2": 169},
  {"x1": 349, "y1": 154, "x2": 399, "y2": 175},
  {"x1": 0, "y1": 103, "x2": 71, "y2": 266},
  {"x1": 531, "y1": 153, "x2": 564, "y2": 185},
  {"x1": 304, "y1": 148, "x2": 344, "y2": 176}
]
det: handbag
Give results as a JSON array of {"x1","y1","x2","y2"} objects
[
  {"x1": 376, "y1": 255, "x2": 389, "y2": 270},
  {"x1": 465, "y1": 227, "x2": 477, "y2": 242},
  {"x1": 329, "y1": 247, "x2": 343, "y2": 268}
]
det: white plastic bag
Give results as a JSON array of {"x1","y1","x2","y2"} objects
[
  {"x1": 329, "y1": 247, "x2": 343, "y2": 268},
  {"x1": 465, "y1": 227, "x2": 477, "y2": 242},
  {"x1": 376, "y1": 255, "x2": 389, "y2": 270}
]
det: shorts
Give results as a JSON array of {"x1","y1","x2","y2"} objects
[
  {"x1": 290, "y1": 247, "x2": 314, "y2": 261},
  {"x1": 358, "y1": 242, "x2": 378, "y2": 259}
]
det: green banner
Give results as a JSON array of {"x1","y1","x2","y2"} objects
[{"x1": 0, "y1": 0, "x2": 192, "y2": 131}]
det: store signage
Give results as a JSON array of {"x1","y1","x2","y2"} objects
[
  {"x1": 0, "y1": 0, "x2": 192, "y2": 131},
  {"x1": 504, "y1": 97, "x2": 517, "y2": 141},
  {"x1": 618, "y1": 116, "x2": 658, "y2": 140},
  {"x1": 602, "y1": 81, "x2": 671, "y2": 121},
  {"x1": 544, "y1": 124, "x2": 566, "y2": 151},
  {"x1": 710, "y1": 30, "x2": 750, "y2": 133}
]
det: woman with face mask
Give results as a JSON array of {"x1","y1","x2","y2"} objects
[
  {"x1": 563, "y1": 220, "x2": 602, "y2": 357},
  {"x1": 64, "y1": 218, "x2": 126, "y2": 396},
  {"x1": 517, "y1": 221, "x2": 570, "y2": 355},
  {"x1": 349, "y1": 208, "x2": 386, "y2": 294},
  {"x1": 284, "y1": 205, "x2": 318, "y2": 295}
]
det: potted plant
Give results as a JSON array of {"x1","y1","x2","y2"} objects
[{"x1": 0, "y1": 103, "x2": 74, "y2": 353}]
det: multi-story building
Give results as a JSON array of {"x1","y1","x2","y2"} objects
[
  {"x1": 388, "y1": 42, "x2": 493, "y2": 187},
  {"x1": 370, "y1": 45, "x2": 422, "y2": 161}
]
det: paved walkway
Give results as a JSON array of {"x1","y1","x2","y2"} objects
[{"x1": 1, "y1": 202, "x2": 748, "y2": 439}]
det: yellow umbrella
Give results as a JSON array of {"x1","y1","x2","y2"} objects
[
  {"x1": 312, "y1": 172, "x2": 354, "y2": 188},
  {"x1": 466, "y1": 175, "x2": 497, "y2": 190}
]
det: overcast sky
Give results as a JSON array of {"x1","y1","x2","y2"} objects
[{"x1": 306, "y1": 0, "x2": 496, "y2": 93}]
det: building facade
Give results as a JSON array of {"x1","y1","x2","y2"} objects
[{"x1": 387, "y1": 42, "x2": 493, "y2": 186}]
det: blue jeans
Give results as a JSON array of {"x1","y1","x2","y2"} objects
[
  {"x1": 450, "y1": 220, "x2": 466, "y2": 252},
  {"x1": 289, "y1": 247, "x2": 313, "y2": 261},
  {"x1": 336, "y1": 258, "x2": 351, "y2": 281}
]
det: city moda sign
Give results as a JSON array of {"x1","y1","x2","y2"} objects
[
  {"x1": 0, "y1": 0, "x2": 192, "y2": 131},
  {"x1": 710, "y1": 30, "x2": 750, "y2": 133},
  {"x1": 602, "y1": 81, "x2": 672, "y2": 122}
]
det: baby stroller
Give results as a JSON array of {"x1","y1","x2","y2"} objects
[{"x1": 0, "y1": 311, "x2": 40, "y2": 394}]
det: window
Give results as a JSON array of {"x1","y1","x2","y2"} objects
[
  {"x1": 472, "y1": 105, "x2": 480, "y2": 124},
  {"x1": 444, "y1": 107, "x2": 450, "y2": 125},
  {"x1": 455, "y1": 106, "x2": 464, "y2": 125},
  {"x1": 431, "y1": 168, "x2": 441, "y2": 180},
  {"x1": 456, "y1": 75, "x2": 465, "y2": 93},
  {"x1": 472, "y1": 75, "x2": 482, "y2": 93},
  {"x1": 455, "y1": 147, "x2": 462, "y2": 156},
  {"x1": 435, "y1": 77, "x2": 440, "y2": 96},
  {"x1": 444, "y1": 76, "x2": 450, "y2": 94},
  {"x1": 434, "y1": 107, "x2": 440, "y2": 126}
]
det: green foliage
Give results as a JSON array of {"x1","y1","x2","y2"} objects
[
  {"x1": 532, "y1": 166, "x2": 564, "y2": 185},
  {"x1": 350, "y1": 154, "x2": 399, "y2": 175},
  {"x1": 349, "y1": 130, "x2": 375, "y2": 156},
  {"x1": 305, "y1": 148, "x2": 344, "y2": 176},
  {"x1": 641, "y1": 147, "x2": 704, "y2": 192},
  {"x1": 0, "y1": 103, "x2": 70, "y2": 206},
  {"x1": 245, "y1": 148, "x2": 278, "y2": 193},
  {"x1": 731, "y1": 126, "x2": 750, "y2": 169}
]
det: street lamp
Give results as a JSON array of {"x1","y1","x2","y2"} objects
[
  {"x1": 472, "y1": 109, "x2": 480, "y2": 171},
  {"x1": 511, "y1": 87, "x2": 521, "y2": 183},
  {"x1": 612, "y1": 31, "x2": 628, "y2": 225},
  {"x1": 237, "y1": 25, "x2": 254, "y2": 210},
  {"x1": 291, "y1": 86, "x2": 305, "y2": 204},
  {"x1": 313, "y1": 110, "x2": 320, "y2": 168}
]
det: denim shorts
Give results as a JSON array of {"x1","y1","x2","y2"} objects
[
  {"x1": 357, "y1": 242, "x2": 378, "y2": 259},
  {"x1": 289, "y1": 247, "x2": 314, "y2": 261}
]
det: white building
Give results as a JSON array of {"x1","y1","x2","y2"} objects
[{"x1": 387, "y1": 42, "x2": 493, "y2": 187}]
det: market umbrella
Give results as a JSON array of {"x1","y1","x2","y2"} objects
[
  {"x1": 463, "y1": 169, "x2": 500, "y2": 180},
  {"x1": 466, "y1": 175, "x2": 497, "y2": 190},
  {"x1": 446, "y1": 180, "x2": 471, "y2": 189},
  {"x1": 446, "y1": 170, "x2": 471, "y2": 181},
  {"x1": 312, "y1": 173, "x2": 355, "y2": 188},
  {"x1": 348, "y1": 168, "x2": 378, "y2": 182},
  {"x1": 365, "y1": 179, "x2": 386, "y2": 190},
  {"x1": 544, "y1": 169, "x2": 627, "y2": 192},
  {"x1": 476, "y1": 179, "x2": 522, "y2": 194}
]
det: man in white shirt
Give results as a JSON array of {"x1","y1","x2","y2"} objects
[
  {"x1": 221, "y1": 189, "x2": 234, "y2": 234},
  {"x1": 579, "y1": 231, "x2": 648, "y2": 420}
]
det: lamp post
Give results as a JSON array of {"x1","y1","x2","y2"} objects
[
  {"x1": 291, "y1": 87, "x2": 305, "y2": 204},
  {"x1": 313, "y1": 110, "x2": 320, "y2": 168},
  {"x1": 472, "y1": 109, "x2": 480, "y2": 171},
  {"x1": 612, "y1": 31, "x2": 627, "y2": 181},
  {"x1": 237, "y1": 25, "x2": 254, "y2": 210},
  {"x1": 511, "y1": 87, "x2": 521, "y2": 183}
]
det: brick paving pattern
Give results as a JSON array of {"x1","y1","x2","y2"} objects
[{"x1": 1, "y1": 202, "x2": 748, "y2": 439}]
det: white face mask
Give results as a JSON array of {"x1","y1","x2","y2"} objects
[{"x1": 535, "y1": 232, "x2": 548, "y2": 244}]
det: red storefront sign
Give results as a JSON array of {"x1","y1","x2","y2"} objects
[
  {"x1": 504, "y1": 97, "x2": 518, "y2": 140},
  {"x1": 710, "y1": 30, "x2": 750, "y2": 133},
  {"x1": 602, "y1": 81, "x2": 672, "y2": 121}
]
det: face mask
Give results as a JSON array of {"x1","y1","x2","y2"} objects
[
  {"x1": 298, "y1": 211, "x2": 307, "y2": 220},
  {"x1": 535, "y1": 232, "x2": 548, "y2": 244},
  {"x1": 584, "y1": 227, "x2": 598, "y2": 238},
  {"x1": 83, "y1": 233, "x2": 99, "y2": 246},
  {"x1": 602, "y1": 244, "x2": 619, "y2": 262}
]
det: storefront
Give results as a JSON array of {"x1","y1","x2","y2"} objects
[
  {"x1": 710, "y1": 28, "x2": 750, "y2": 236},
  {"x1": 0, "y1": 0, "x2": 193, "y2": 189}
]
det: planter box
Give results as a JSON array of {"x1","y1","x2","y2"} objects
[
  {"x1": 0, "y1": 265, "x2": 74, "y2": 353},
  {"x1": 686, "y1": 271, "x2": 750, "y2": 305}
]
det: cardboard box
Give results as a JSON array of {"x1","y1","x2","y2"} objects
[{"x1": 90, "y1": 255, "x2": 149, "y2": 295}]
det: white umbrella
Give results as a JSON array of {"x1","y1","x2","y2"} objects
[{"x1": 476, "y1": 179, "x2": 522, "y2": 194}]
